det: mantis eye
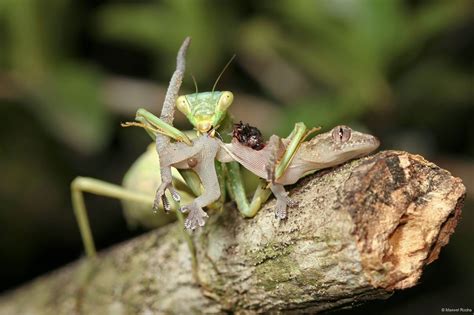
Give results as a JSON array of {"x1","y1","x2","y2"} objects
[
  {"x1": 176, "y1": 95, "x2": 191, "y2": 115},
  {"x1": 216, "y1": 91, "x2": 234, "y2": 112},
  {"x1": 332, "y1": 125, "x2": 352, "y2": 143}
]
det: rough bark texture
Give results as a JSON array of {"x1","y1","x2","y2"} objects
[{"x1": 0, "y1": 150, "x2": 465, "y2": 314}]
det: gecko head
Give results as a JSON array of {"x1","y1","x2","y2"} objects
[
  {"x1": 307, "y1": 125, "x2": 380, "y2": 165},
  {"x1": 176, "y1": 91, "x2": 234, "y2": 134}
]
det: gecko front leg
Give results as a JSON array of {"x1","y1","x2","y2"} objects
[
  {"x1": 154, "y1": 162, "x2": 180, "y2": 212},
  {"x1": 179, "y1": 135, "x2": 221, "y2": 230},
  {"x1": 154, "y1": 137, "x2": 203, "y2": 212},
  {"x1": 269, "y1": 184, "x2": 297, "y2": 220}
]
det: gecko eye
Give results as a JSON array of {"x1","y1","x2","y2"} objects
[{"x1": 332, "y1": 125, "x2": 352, "y2": 143}]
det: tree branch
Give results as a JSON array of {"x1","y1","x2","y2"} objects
[{"x1": 0, "y1": 151, "x2": 465, "y2": 314}]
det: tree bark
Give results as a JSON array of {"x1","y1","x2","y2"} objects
[{"x1": 0, "y1": 151, "x2": 465, "y2": 314}]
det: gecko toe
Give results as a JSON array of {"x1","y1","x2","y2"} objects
[
  {"x1": 152, "y1": 199, "x2": 160, "y2": 212},
  {"x1": 287, "y1": 198, "x2": 298, "y2": 207},
  {"x1": 184, "y1": 217, "x2": 195, "y2": 230},
  {"x1": 154, "y1": 182, "x2": 172, "y2": 212},
  {"x1": 275, "y1": 208, "x2": 287, "y2": 220},
  {"x1": 170, "y1": 188, "x2": 181, "y2": 202},
  {"x1": 274, "y1": 202, "x2": 288, "y2": 220},
  {"x1": 162, "y1": 195, "x2": 172, "y2": 212}
]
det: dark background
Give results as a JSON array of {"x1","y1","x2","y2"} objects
[{"x1": 0, "y1": 0, "x2": 472, "y2": 313}]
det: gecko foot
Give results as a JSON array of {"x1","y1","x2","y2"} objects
[
  {"x1": 287, "y1": 197, "x2": 298, "y2": 208},
  {"x1": 154, "y1": 182, "x2": 181, "y2": 212},
  {"x1": 180, "y1": 203, "x2": 209, "y2": 230},
  {"x1": 274, "y1": 199, "x2": 287, "y2": 220},
  {"x1": 274, "y1": 195, "x2": 298, "y2": 220},
  {"x1": 270, "y1": 184, "x2": 293, "y2": 220}
]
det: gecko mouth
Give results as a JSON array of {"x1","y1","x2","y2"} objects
[
  {"x1": 339, "y1": 138, "x2": 378, "y2": 149},
  {"x1": 338, "y1": 136, "x2": 380, "y2": 150}
]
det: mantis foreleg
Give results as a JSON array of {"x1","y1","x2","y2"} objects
[
  {"x1": 133, "y1": 108, "x2": 192, "y2": 145},
  {"x1": 274, "y1": 122, "x2": 307, "y2": 179}
]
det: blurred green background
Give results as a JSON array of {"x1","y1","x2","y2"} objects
[{"x1": 0, "y1": 0, "x2": 472, "y2": 312}]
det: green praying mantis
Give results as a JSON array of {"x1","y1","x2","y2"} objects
[{"x1": 71, "y1": 37, "x2": 379, "y2": 258}]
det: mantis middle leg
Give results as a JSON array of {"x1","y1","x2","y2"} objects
[{"x1": 226, "y1": 162, "x2": 272, "y2": 218}]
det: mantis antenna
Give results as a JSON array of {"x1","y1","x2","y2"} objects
[
  {"x1": 211, "y1": 54, "x2": 236, "y2": 93},
  {"x1": 191, "y1": 74, "x2": 199, "y2": 102}
]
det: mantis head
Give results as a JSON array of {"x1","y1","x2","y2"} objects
[{"x1": 176, "y1": 91, "x2": 234, "y2": 134}]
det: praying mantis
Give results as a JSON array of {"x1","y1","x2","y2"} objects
[{"x1": 71, "y1": 37, "x2": 379, "y2": 258}]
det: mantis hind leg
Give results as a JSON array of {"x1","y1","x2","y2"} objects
[{"x1": 71, "y1": 177, "x2": 154, "y2": 258}]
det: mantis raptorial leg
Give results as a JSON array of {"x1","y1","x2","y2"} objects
[
  {"x1": 134, "y1": 108, "x2": 192, "y2": 145},
  {"x1": 274, "y1": 122, "x2": 307, "y2": 179}
]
